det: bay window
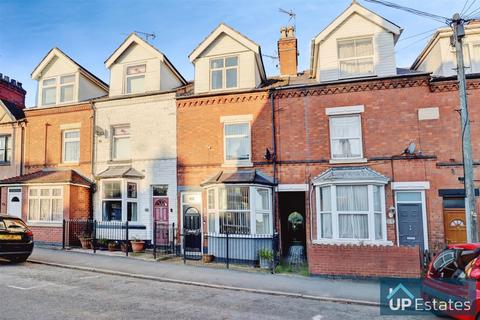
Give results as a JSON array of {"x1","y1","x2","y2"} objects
[
  {"x1": 0, "y1": 135, "x2": 11, "y2": 163},
  {"x1": 316, "y1": 184, "x2": 386, "y2": 243},
  {"x1": 338, "y1": 37, "x2": 374, "y2": 78},
  {"x1": 207, "y1": 185, "x2": 272, "y2": 235},
  {"x1": 28, "y1": 187, "x2": 63, "y2": 222},
  {"x1": 102, "y1": 180, "x2": 139, "y2": 222}
]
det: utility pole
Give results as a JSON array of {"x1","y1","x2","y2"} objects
[{"x1": 452, "y1": 13, "x2": 478, "y2": 243}]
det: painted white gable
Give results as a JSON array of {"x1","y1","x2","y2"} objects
[
  {"x1": 311, "y1": 1, "x2": 402, "y2": 82},
  {"x1": 189, "y1": 23, "x2": 266, "y2": 94},
  {"x1": 105, "y1": 33, "x2": 186, "y2": 97},
  {"x1": 31, "y1": 48, "x2": 108, "y2": 107},
  {"x1": 412, "y1": 23, "x2": 480, "y2": 76}
]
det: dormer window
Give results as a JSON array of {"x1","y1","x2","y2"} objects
[
  {"x1": 41, "y1": 74, "x2": 76, "y2": 106},
  {"x1": 125, "y1": 64, "x2": 146, "y2": 94},
  {"x1": 210, "y1": 56, "x2": 238, "y2": 90},
  {"x1": 338, "y1": 37, "x2": 374, "y2": 78}
]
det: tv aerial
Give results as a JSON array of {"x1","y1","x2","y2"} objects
[
  {"x1": 403, "y1": 142, "x2": 416, "y2": 155},
  {"x1": 135, "y1": 31, "x2": 156, "y2": 43},
  {"x1": 279, "y1": 8, "x2": 296, "y2": 30}
]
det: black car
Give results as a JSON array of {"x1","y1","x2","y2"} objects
[{"x1": 0, "y1": 215, "x2": 34, "y2": 263}]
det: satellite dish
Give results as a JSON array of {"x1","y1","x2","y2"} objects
[
  {"x1": 95, "y1": 126, "x2": 105, "y2": 136},
  {"x1": 404, "y1": 142, "x2": 416, "y2": 155}
]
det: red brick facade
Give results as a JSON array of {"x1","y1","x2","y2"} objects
[
  {"x1": 0, "y1": 75, "x2": 26, "y2": 108},
  {"x1": 177, "y1": 73, "x2": 480, "y2": 278}
]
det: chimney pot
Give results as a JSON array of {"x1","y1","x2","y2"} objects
[
  {"x1": 4, "y1": 76, "x2": 9, "y2": 82},
  {"x1": 278, "y1": 26, "x2": 298, "y2": 77}
]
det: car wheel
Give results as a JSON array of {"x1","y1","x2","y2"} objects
[{"x1": 8, "y1": 255, "x2": 29, "y2": 264}]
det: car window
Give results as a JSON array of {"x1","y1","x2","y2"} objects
[
  {"x1": 433, "y1": 249, "x2": 457, "y2": 272},
  {"x1": 1, "y1": 218, "x2": 27, "y2": 231},
  {"x1": 0, "y1": 221, "x2": 5, "y2": 230}
]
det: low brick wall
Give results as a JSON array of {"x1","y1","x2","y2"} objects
[
  {"x1": 30, "y1": 225, "x2": 63, "y2": 245},
  {"x1": 308, "y1": 243, "x2": 421, "y2": 278}
]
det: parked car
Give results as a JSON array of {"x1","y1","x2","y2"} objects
[
  {"x1": 422, "y1": 243, "x2": 480, "y2": 320},
  {"x1": 0, "y1": 215, "x2": 34, "y2": 263}
]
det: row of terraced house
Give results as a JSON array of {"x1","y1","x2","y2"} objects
[{"x1": 1, "y1": 2, "x2": 480, "y2": 277}]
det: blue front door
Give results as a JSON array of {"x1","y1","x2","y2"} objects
[{"x1": 398, "y1": 203, "x2": 424, "y2": 250}]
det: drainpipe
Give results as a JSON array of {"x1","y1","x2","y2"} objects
[
  {"x1": 269, "y1": 89, "x2": 278, "y2": 233},
  {"x1": 90, "y1": 100, "x2": 96, "y2": 220},
  {"x1": 20, "y1": 121, "x2": 25, "y2": 176}
]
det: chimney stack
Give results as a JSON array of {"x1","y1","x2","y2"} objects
[{"x1": 278, "y1": 26, "x2": 298, "y2": 77}]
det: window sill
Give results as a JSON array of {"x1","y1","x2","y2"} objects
[
  {"x1": 58, "y1": 162, "x2": 80, "y2": 166},
  {"x1": 108, "y1": 159, "x2": 132, "y2": 165},
  {"x1": 27, "y1": 221, "x2": 63, "y2": 227},
  {"x1": 222, "y1": 161, "x2": 253, "y2": 168},
  {"x1": 329, "y1": 158, "x2": 367, "y2": 164},
  {"x1": 0, "y1": 162, "x2": 11, "y2": 166},
  {"x1": 312, "y1": 239, "x2": 393, "y2": 246}
]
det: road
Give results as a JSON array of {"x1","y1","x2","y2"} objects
[{"x1": 0, "y1": 261, "x2": 435, "y2": 320}]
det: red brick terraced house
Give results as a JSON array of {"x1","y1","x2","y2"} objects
[
  {"x1": 0, "y1": 48, "x2": 108, "y2": 244},
  {"x1": 177, "y1": 2, "x2": 480, "y2": 278}
]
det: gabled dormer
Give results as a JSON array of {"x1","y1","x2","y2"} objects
[
  {"x1": 189, "y1": 23, "x2": 267, "y2": 94},
  {"x1": 105, "y1": 33, "x2": 187, "y2": 97},
  {"x1": 310, "y1": 1, "x2": 402, "y2": 82},
  {"x1": 31, "y1": 48, "x2": 108, "y2": 107}
]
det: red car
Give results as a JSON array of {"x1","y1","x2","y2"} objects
[{"x1": 423, "y1": 243, "x2": 480, "y2": 320}]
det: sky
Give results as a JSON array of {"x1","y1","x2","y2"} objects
[{"x1": 0, "y1": 0, "x2": 473, "y2": 107}]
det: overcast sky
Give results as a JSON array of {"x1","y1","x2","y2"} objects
[{"x1": 0, "y1": 0, "x2": 472, "y2": 107}]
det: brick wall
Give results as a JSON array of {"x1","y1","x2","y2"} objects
[
  {"x1": 0, "y1": 76, "x2": 26, "y2": 107},
  {"x1": 30, "y1": 226, "x2": 63, "y2": 244},
  {"x1": 308, "y1": 244, "x2": 422, "y2": 278}
]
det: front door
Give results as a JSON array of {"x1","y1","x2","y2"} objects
[
  {"x1": 444, "y1": 209, "x2": 467, "y2": 244},
  {"x1": 398, "y1": 203, "x2": 425, "y2": 250},
  {"x1": 7, "y1": 187, "x2": 22, "y2": 218},
  {"x1": 153, "y1": 197, "x2": 169, "y2": 245}
]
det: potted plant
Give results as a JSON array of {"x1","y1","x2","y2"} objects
[
  {"x1": 121, "y1": 242, "x2": 130, "y2": 253},
  {"x1": 77, "y1": 232, "x2": 92, "y2": 249},
  {"x1": 258, "y1": 248, "x2": 274, "y2": 269},
  {"x1": 203, "y1": 254, "x2": 214, "y2": 263},
  {"x1": 108, "y1": 241, "x2": 117, "y2": 252},
  {"x1": 131, "y1": 237, "x2": 145, "y2": 253}
]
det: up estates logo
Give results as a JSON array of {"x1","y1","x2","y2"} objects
[{"x1": 386, "y1": 283, "x2": 415, "y2": 311}]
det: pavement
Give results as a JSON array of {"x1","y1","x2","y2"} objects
[
  {"x1": 0, "y1": 261, "x2": 433, "y2": 320},
  {"x1": 29, "y1": 247, "x2": 381, "y2": 305}
]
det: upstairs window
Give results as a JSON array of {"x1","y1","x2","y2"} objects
[
  {"x1": 62, "y1": 129, "x2": 80, "y2": 163},
  {"x1": 0, "y1": 135, "x2": 11, "y2": 163},
  {"x1": 111, "y1": 125, "x2": 131, "y2": 161},
  {"x1": 329, "y1": 115, "x2": 363, "y2": 160},
  {"x1": 338, "y1": 37, "x2": 374, "y2": 78},
  {"x1": 125, "y1": 64, "x2": 146, "y2": 94},
  {"x1": 210, "y1": 56, "x2": 238, "y2": 90},
  {"x1": 41, "y1": 75, "x2": 76, "y2": 106},
  {"x1": 224, "y1": 122, "x2": 251, "y2": 164}
]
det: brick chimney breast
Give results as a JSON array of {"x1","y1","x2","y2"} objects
[{"x1": 278, "y1": 26, "x2": 298, "y2": 77}]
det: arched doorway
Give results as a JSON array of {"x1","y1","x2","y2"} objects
[{"x1": 184, "y1": 207, "x2": 202, "y2": 257}]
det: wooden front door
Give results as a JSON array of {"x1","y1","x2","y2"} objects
[
  {"x1": 444, "y1": 209, "x2": 467, "y2": 245},
  {"x1": 153, "y1": 197, "x2": 169, "y2": 245}
]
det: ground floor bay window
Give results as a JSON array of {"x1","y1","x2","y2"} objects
[
  {"x1": 101, "y1": 179, "x2": 138, "y2": 222},
  {"x1": 28, "y1": 186, "x2": 63, "y2": 223},
  {"x1": 207, "y1": 185, "x2": 272, "y2": 235},
  {"x1": 313, "y1": 167, "x2": 389, "y2": 244}
]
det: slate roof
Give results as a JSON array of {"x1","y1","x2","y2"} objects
[
  {"x1": 312, "y1": 167, "x2": 389, "y2": 185},
  {"x1": 201, "y1": 170, "x2": 275, "y2": 187},
  {"x1": 0, "y1": 169, "x2": 92, "y2": 187},
  {"x1": 96, "y1": 166, "x2": 144, "y2": 179},
  {"x1": 0, "y1": 99, "x2": 25, "y2": 120}
]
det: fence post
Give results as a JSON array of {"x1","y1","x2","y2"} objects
[
  {"x1": 172, "y1": 222, "x2": 175, "y2": 254},
  {"x1": 153, "y1": 221, "x2": 157, "y2": 260},
  {"x1": 183, "y1": 228, "x2": 186, "y2": 264},
  {"x1": 226, "y1": 231, "x2": 229, "y2": 269},
  {"x1": 62, "y1": 219, "x2": 66, "y2": 249},
  {"x1": 93, "y1": 220, "x2": 97, "y2": 254},
  {"x1": 125, "y1": 220, "x2": 129, "y2": 257}
]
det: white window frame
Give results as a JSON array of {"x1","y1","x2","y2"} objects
[
  {"x1": 222, "y1": 119, "x2": 252, "y2": 167},
  {"x1": 314, "y1": 182, "x2": 390, "y2": 245},
  {"x1": 0, "y1": 135, "x2": 11, "y2": 163},
  {"x1": 337, "y1": 36, "x2": 375, "y2": 79},
  {"x1": 62, "y1": 129, "x2": 80, "y2": 164},
  {"x1": 328, "y1": 114, "x2": 364, "y2": 161},
  {"x1": 206, "y1": 185, "x2": 273, "y2": 236},
  {"x1": 27, "y1": 186, "x2": 63, "y2": 224},
  {"x1": 40, "y1": 73, "x2": 77, "y2": 106},
  {"x1": 111, "y1": 124, "x2": 131, "y2": 161},
  {"x1": 210, "y1": 56, "x2": 239, "y2": 91},
  {"x1": 101, "y1": 179, "x2": 141, "y2": 223},
  {"x1": 124, "y1": 63, "x2": 146, "y2": 94}
]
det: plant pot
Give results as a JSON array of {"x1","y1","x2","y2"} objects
[
  {"x1": 259, "y1": 257, "x2": 272, "y2": 269},
  {"x1": 121, "y1": 243, "x2": 130, "y2": 253},
  {"x1": 79, "y1": 238, "x2": 92, "y2": 250},
  {"x1": 131, "y1": 241, "x2": 145, "y2": 253},
  {"x1": 108, "y1": 243, "x2": 117, "y2": 252},
  {"x1": 203, "y1": 254, "x2": 214, "y2": 263}
]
